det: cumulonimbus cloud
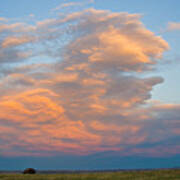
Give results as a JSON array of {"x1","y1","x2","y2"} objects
[{"x1": 0, "y1": 8, "x2": 179, "y2": 157}]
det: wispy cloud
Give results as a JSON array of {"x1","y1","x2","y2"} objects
[
  {"x1": 167, "y1": 22, "x2": 180, "y2": 31},
  {"x1": 53, "y1": 2, "x2": 82, "y2": 11},
  {"x1": 52, "y1": 0, "x2": 94, "y2": 12},
  {"x1": 0, "y1": 17, "x2": 8, "y2": 22}
]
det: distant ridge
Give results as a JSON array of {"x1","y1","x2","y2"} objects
[{"x1": 0, "y1": 168, "x2": 179, "y2": 174}]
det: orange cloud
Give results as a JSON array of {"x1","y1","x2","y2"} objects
[
  {"x1": 2, "y1": 36, "x2": 34, "y2": 48},
  {"x1": 0, "y1": 8, "x2": 179, "y2": 158}
]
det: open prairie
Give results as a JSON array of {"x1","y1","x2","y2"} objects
[{"x1": 0, "y1": 169, "x2": 180, "y2": 180}]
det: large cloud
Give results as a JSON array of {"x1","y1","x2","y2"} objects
[{"x1": 0, "y1": 8, "x2": 179, "y2": 157}]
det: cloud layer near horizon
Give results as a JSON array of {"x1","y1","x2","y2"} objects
[{"x1": 0, "y1": 8, "x2": 179, "y2": 157}]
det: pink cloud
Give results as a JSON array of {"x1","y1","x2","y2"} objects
[
  {"x1": 0, "y1": 8, "x2": 179, "y2": 157},
  {"x1": 167, "y1": 22, "x2": 180, "y2": 31}
]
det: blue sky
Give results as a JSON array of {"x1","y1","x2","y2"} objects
[{"x1": 0, "y1": 0, "x2": 180, "y2": 170}]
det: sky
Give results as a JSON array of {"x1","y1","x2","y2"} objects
[{"x1": 0, "y1": 0, "x2": 180, "y2": 170}]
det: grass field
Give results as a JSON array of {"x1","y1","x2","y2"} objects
[{"x1": 0, "y1": 169, "x2": 180, "y2": 180}]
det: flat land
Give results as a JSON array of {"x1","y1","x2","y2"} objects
[{"x1": 0, "y1": 169, "x2": 180, "y2": 180}]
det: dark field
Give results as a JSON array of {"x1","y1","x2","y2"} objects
[{"x1": 0, "y1": 169, "x2": 180, "y2": 180}]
